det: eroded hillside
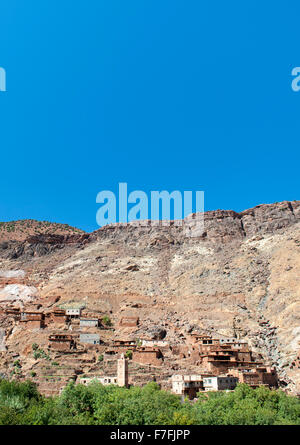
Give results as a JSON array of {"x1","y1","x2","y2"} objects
[{"x1": 0, "y1": 200, "x2": 299, "y2": 393}]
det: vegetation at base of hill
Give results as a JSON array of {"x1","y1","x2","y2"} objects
[{"x1": 0, "y1": 379, "x2": 299, "y2": 425}]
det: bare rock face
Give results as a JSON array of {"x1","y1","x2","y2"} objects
[
  {"x1": 145, "y1": 326, "x2": 167, "y2": 340},
  {"x1": 240, "y1": 201, "x2": 300, "y2": 236},
  {"x1": 0, "y1": 200, "x2": 300, "y2": 392}
]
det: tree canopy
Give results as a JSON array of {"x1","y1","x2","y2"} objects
[{"x1": 0, "y1": 378, "x2": 299, "y2": 425}]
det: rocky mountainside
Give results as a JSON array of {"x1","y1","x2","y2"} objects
[{"x1": 0, "y1": 200, "x2": 299, "y2": 392}]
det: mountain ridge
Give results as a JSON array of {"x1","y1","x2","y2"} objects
[{"x1": 1, "y1": 199, "x2": 299, "y2": 243}]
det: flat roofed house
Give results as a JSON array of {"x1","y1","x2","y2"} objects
[
  {"x1": 79, "y1": 333, "x2": 100, "y2": 345},
  {"x1": 228, "y1": 367, "x2": 278, "y2": 388},
  {"x1": 132, "y1": 346, "x2": 163, "y2": 366},
  {"x1": 19, "y1": 311, "x2": 45, "y2": 329},
  {"x1": 171, "y1": 375, "x2": 203, "y2": 399},
  {"x1": 202, "y1": 376, "x2": 238, "y2": 391},
  {"x1": 50, "y1": 308, "x2": 67, "y2": 324},
  {"x1": 48, "y1": 334, "x2": 76, "y2": 351},
  {"x1": 79, "y1": 376, "x2": 118, "y2": 386},
  {"x1": 79, "y1": 318, "x2": 99, "y2": 328},
  {"x1": 66, "y1": 308, "x2": 82, "y2": 317}
]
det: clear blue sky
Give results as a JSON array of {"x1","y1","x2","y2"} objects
[{"x1": 0, "y1": 1, "x2": 299, "y2": 232}]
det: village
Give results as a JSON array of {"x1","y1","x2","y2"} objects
[{"x1": 0, "y1": 287, "x2": 290, "y2": 400}]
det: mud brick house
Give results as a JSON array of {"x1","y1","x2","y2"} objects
[
  {"x1": 219, "y1": 338, "x2": 250, "y2": 352},
  {"x1": 189, "y1": 333, "x2": 219, "y2": 346},
  {"x1": 228, "y1": 367, "x2": 278, "y2": 388},
  {"x1": 79, "y1": 318, "x2": 99, "y2": 328},
  {"x1": 202, "y1": 376, "x2": 238, "y2": 391},
  {"x1": 171, "y1": 375, "x2": 203, "y2": 399},
  {"x1": 48, "y1": 334, "x2": 76, "y2": 351},
  {"x1": 204, "y1": 343, "x2": 252, "y2": 362},
  {"x1": 79, "y1": 333, "x2": 100, "y2": 345},
  {"x1": 3, "y1": 307, "x2": 21, "y2": 320},
  {"x1": 104, "y1": 348, "x2": 118, "y2": 356},
  {"x1": 112, "y1": 339, "x2": 137, "y2": 351},
  {"x1": 200, "y1": 345, "x2": 258, "y2": 374},
  {"x1": 187, "y1": 334, "x2": 260, "y2": 374},
  {"x1": 19, "y1": 311, "x2": 45, "y2": 329},
  {"x1": 119, "y1": 316, "x2": 139, "y2": 327},
  {"x1": 132, "y1": 346, "x2": 163, "y2": 366},
  {"x1": 49, "y1": 308, "x2": 68, "y2": 324},
  {"x1": 170, "y1": 344, "x2": 202, "y2": 362}
]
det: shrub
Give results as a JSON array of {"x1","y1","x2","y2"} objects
[
  {"x1": 125, "y1": 350, "x2": 132, "y2": 359},
  {"x1": 102, "y1": 316, "x2": 112, "y2": 326}
]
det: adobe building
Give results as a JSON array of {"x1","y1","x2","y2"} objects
[
  {"x1": 49, "y1": 308, "x2": 68, "y2": 324},
  {"x1": 189, "y1": 333, "x2": 219, "y2": 346},
  {"x1": 19, "y1": 311, "x2": 45, "y2": 329},
  {"x1": 188, "y1": 334, "x2": 260, "y2": 374},
  {"x1": 119, "y1": 317, "x2": 139, "y2": 327},
  {"x1": 228, "y1": 367, "x2": 278, "y2": 389},
  {"x1": 200, "y1": 345, "x2": 258, "y2": 374},
  {"x1": 132, "y1": 346, "x2": 163, "y2": 366},
  {"x1": 171, "y1": 375, "x2": 203, "y2": 399},
  {"x1": 112, "y1": 339, "x2": 137, "y2": 351},
  {"x1": 3, "y1": 307, "x2": 21, "y2": 320},
  {"x1": 48, "y1": 334, "x2": 76, "y2": 352}
]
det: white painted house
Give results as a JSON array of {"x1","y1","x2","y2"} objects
[{"x1": 202, "y1": 376, "x2": 238, "y2": 391}]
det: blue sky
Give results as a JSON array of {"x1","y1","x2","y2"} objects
[{"x1": 0, "y1": 1, "x2": 299, "y2": 232}]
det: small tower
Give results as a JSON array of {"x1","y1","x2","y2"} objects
[{"x1": 117, "y1": 353, "x2": 128, "y2": 387}]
